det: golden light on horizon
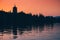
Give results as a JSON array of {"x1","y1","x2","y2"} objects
[{"x1": 0, "y1": 0, "x2": 60, "y2": 16}]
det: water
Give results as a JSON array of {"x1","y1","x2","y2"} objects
[{"x1": 0, "y1": 23, "x2": 60, "y2": 40}]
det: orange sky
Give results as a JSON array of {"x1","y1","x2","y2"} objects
[{"x1": 0, "y1": 0, "x2": 60, "y2": 16}]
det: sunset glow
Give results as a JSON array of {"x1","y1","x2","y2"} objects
[{"x1": 0, "y1": 0, "x2": 60, "y2": 16}]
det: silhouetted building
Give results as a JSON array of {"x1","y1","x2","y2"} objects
[{"x1": 13, "y1": 5, "x2": 17, "y2": 14}]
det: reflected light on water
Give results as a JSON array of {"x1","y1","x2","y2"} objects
[{"x1": 0, "y1": 23, "x2": 60, "y2": 40}]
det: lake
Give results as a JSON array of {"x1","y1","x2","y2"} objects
[{"x1": 0, "y1": 23, "x2": 60, "y2": 40}]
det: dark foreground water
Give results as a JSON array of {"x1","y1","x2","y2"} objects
[{"x1": 0, "y1": 23, "x2": 60, "y2": 40}]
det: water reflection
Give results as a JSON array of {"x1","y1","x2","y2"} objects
[{"x1": 0, "y1": 23, "x2": 60, "y2": 40}]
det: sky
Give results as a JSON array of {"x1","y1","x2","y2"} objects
[{"x1": 0, "y1": 0, "x2": 60, "y2": 16}]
